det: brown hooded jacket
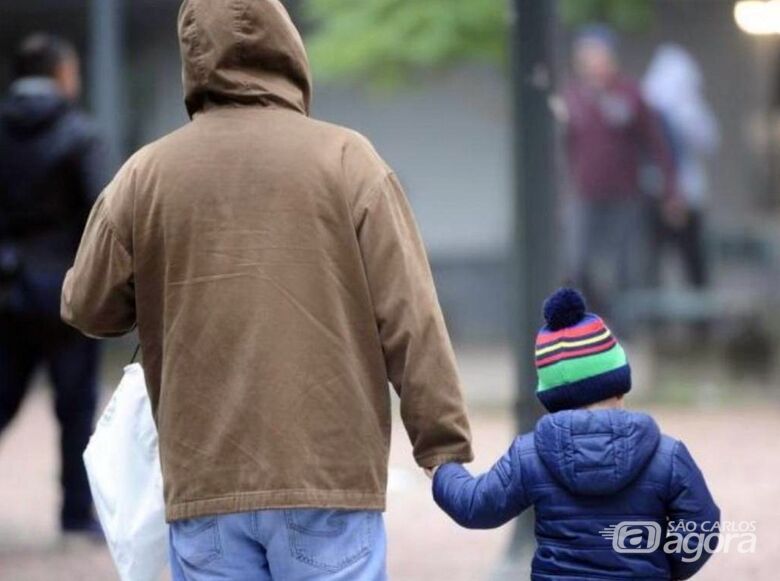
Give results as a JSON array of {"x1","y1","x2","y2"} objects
[{"x1": 62, "y1": 0, "x2": 473, "y2": 522}]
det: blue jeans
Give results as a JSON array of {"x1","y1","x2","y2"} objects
[{"x1": 169, "y1": 509, "x2": 387, "y2": 580}]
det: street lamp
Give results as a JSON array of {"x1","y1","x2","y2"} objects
[
  {"x1": 735, "y1": 0, "x2": 780, "y2": 34},
  {"x1": 505, "y1": 0, "x2": 556, "y2": 571}
]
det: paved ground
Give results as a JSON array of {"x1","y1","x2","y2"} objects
[{"x1": 0, "y1": 348, "x2": 778, "y2": 580}]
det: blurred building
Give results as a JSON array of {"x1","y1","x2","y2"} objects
[{"x1": 1, "y1": 0, "x2": 777, "y2": 343}]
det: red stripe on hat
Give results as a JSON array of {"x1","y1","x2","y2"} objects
[
  {"x1": 536, "y1": 338, "x2": 617, "y2": 368},
  {"x1": 536, "y1": 319, "x2": 605, "y2": 348}
]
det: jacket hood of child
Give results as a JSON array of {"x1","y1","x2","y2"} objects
[{"x1": 535, "y1": 409, "x2": 661, "y2": 496}]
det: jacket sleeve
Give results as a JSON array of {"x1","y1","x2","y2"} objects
[
  {"x1": 666, "y1": 441, "x2": 721, "y2": 580},
  {"x1": 636, "y1": 92, "x2": 678, "y2": 200},
  {"x1": 673, "y1": 98, "x2": 720, "y2": 157},
  {"x1": 61, "y1": 173, "x2": 136, "y2": 339},
  {"x1": 355, "y1": 170, "x2": 473, "y2": 469},
  {"x1": 432, "y1": 438, "x2": 530, "y2": 529}
]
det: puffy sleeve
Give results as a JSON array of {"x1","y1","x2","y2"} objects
[{"x1": 433, "y1": 438, "x2": 530, "y2": 529}]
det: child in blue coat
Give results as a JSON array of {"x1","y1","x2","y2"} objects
[{"x1": 433, "y1": 289, "x2": 720, "y2": 580}]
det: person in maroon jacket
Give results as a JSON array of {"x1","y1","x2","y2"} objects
[{"x1": 562, "y1": 25, "x2": 681, "y2": 325}]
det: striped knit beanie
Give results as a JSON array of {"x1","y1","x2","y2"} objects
[{"x1": 536, "y1": 288, "x2": 631, "y2": 412}]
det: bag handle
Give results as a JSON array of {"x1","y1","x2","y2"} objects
[{"x1": 131, "y1": 344, "x2": 141, "y2": 364}]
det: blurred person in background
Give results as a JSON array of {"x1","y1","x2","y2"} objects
[
  {"x1": 643, "y1": 44, "x2": 720, "y2": 291},
  {"x1": 0, "y1": 33, "x2": 107, "y2": 538},
  {"x1": 562, "y1": 25, "x2": 679, "y2": 327}
]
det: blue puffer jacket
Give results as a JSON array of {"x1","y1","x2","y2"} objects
[{"x1": 433, "y1": 410, "x2": 720, "y2": 580}]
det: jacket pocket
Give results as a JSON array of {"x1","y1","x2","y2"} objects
[
  {"x1": 170, "y1": 516, "x2": 222, "y2": 568},
  {"x1": 284, "y1": 509, "x2": 374, "y2": 573}
]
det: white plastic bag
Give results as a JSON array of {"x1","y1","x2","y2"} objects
[{"x1": 84, "y1": 363, "x2": 169, "y2": 581}]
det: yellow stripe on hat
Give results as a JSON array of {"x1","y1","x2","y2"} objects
[{"x1": 535, "y1": 329, "x2": 612, "y2": 357}]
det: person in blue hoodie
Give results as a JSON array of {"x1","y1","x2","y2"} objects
[{"x1": 433, "y1": 289, "x2": 720, "y2": 580}]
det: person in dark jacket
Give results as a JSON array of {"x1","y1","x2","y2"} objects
[
  {"x1": 433, "y1": 289, "x2": 720, "y2": 580},
  {"x1": 0, "y1": 33, "x2": 107, "y2": 536}
]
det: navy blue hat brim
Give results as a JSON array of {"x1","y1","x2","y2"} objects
[{"x1": 536, "y1": 365, "x2": 632, "y2": 413}]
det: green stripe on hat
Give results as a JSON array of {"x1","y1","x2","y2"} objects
[{"x1": 537, "y1": 343, "x2": 628, "y2": 392}]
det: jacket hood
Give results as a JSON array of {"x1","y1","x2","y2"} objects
[
  {"x1": 535, "y1": 409, "x2": 660, "y2": 496},
  {"x1": 1, "y1": 82, "x2": 68, "y2": 136},
  {"x1": 178, "y1": 0, "x2": 312, "y2": 119},
  {"x1": 643, "y1": 43, "x2": 703, "y2": 109}
]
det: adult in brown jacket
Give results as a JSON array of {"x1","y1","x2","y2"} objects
[{"x1": 62, "y1": 0, "x2": 472, "y2": 578}]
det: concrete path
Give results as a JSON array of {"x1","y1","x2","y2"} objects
[{"x1": 0, "y1": 349, "x2": 777, "y2": 580}]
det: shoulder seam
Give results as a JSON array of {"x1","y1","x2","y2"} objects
[
  {"x1": 99, "y1": 155, "x2": 140, "y2": 258},
  {"x1": 515, "y1": 434, "x2": 532, "y2": 505},
  {"x1": 97, "y1": 198, "x2": 132, "y2": 260},
  {"x1": 666, "y1": 439, "x2": 681, "y2": 496},
  {"x1": 352, "y1": 170, "x2": 395, "y2": 228},
  {"x1": 340, "y1": 130, "x2": 392, "y2": 225},
  {"x1": 363, "y1": 171, "x2": 395, "y2": 211}
]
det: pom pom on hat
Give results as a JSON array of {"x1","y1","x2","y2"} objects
[
  {"x1": 543, "y1": 288, "x2": 587, "y2": 331},
  {"x1": 536, "y1": 288, "x2": 631, "y2": 412}
]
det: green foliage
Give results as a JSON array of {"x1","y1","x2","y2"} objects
[
  {"x1": 558, "y1": 0, "x2": 654, "y2": 31},
  {"x1": 303, "y1": 0, "x2": 655, "y2": 86},
  {"x1": 303, "y1": 0, "x2": 508, "y2": 87}
]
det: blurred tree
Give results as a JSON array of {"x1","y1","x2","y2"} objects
[
  {"x1": 303, "y1": 0, "x2": 655, "y2": 86},
  {"x1": 303, "y1": 0, "x2": 506, "y2": 87},
  {"x1": 558, "y1": 0, "x2": 654, "y2": 31}
]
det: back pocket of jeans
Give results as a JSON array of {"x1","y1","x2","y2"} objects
[
  {"x1": 285, "y1": 509, "x2": 373, "y2": 573},
  {"x1": 171, "y1": 516, "x2": 222, "y2": 568}
]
